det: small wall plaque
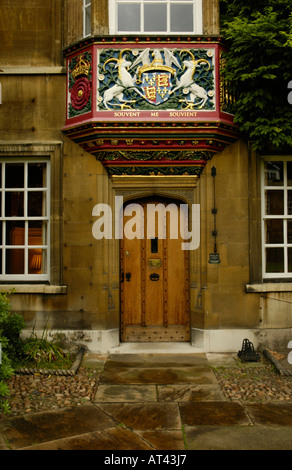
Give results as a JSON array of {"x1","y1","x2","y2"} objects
[{"x1": 209, "y1": 253, "x2": 220, "y2": 264}]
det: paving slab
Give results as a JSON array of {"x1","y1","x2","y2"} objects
[
  {"x1": 95, "y1": 384, "x2": 157, "y2": 402},
  {"x1": 19, "y1": 427, "x2": 155, "y2": 451},
  {"x1": 105, "y1": 353, "x2": 208, "y2": 368},
  {"x1": 0, "y1": 433, "x2": 8, "y2": 450},
  {"x1": 98, "y1": 403, "x2": 182, "y2": 430},
  {"x1": 244, "y1": 403, "x2": 292, "y2": 426},
  {"x1": 100, "y1": 366, "x2": 217, "y2": 385},
  {"x1": 1, "y1": 404, "x2": 116, "y2": 450},
  {"x1": 136, "y1": 430, "x2": 186, "y2": 450},
  {"x1": 184, "y1": 425, "x2": 292, "y2": 450},
  {"x1": 157, "y1": 384, "x2": 226, "y2": 402},
  {"x1": 2, "y1": 353, "x2": 292, "y2": 451},
  {"x1": 179, "y1": 402, "x2": 251, "y2": 426}
]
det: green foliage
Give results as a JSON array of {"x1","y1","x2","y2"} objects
[
  {"x1": 23, "y1": 336, "x2": 66, "y2": 364},
  {"x1": 220, "y1": 0, "x2": 292, "y2": 151},
  {"x1": 0, "y1": 291, "x2": 25, "y2": 362},
  {"x1": 0, "y1": 291, "x2": 25, "y2": 413}
]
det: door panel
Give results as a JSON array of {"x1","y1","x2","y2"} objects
[{"x1": 121, "y1": 198, "x2": 190, "y2": 342}]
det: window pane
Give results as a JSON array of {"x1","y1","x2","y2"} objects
[
  {"x1": 266, "y1": 247, "x2": 284, "y2": 273},
  {"x1": 6, "y1": 249, "x2": 24, "y2": 274},
  {"x1": 288, "y1": 190, "x2": 292, "y2": 215},
  {"x1": 28, "y1": 221, "x2": 46, "y2": 245},
  {"x1": 118, "y1": 4, "x2": 140, "y2": 31},
  {"x1": 170, "y1": 4, "x2": 193, "y2": 31},
  {"x1": 144, "y1": 4, "x2": 167, "y2": 31},
  {"x1": 287, "y1": 162, "x2": 292, "y2": 186},
  {"x1": 288, "y1": 220, "x2": 292, "y2": 243},
  {"x1": 28, "y1": 192, "x2": 45, "y2": 217},
  {"x1": 85, "y1": 5, "x2": 91, "y2": 35},
  {"x1": 5, "y1": 163, "x2": 24, "y2": 188},
  {"x1": 28, "y1": 249, "x2": 44, "y2": 274},
  {"x1": 5, "y1": 192, "x2": 24, "y2": 217},
  {"x1": 28, "y1": 163, "x2": 46, "y2": 188},
  {"x1": 264, "y1": 161, "x2": 283, "y2": 186},
  {"x1": 265, "y1": 219, "x2": 283, "y2": 244},
  {"x1": 288, "y1": 248, "x2": 292, "y2": 272},
  {"x1": 265, "y1": 190, "x2": 284, "y2": 215},
  {"x1": 6, "y1": 222, "x2": 25, "y2": 246}
]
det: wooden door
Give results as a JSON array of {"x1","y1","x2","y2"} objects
[{"x1": 120, "y1": 198, "x2": 190, "y2": 342}]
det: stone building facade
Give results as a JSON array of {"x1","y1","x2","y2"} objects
[{"x1": 0, "y1": 0, "x2": 291, "y2": 353}]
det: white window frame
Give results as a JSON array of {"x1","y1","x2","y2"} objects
[
  {"x1": 108, "y1": 0, "x2": 203, "y2": 35},
  {"x1": 83, "y1": 0, "x2": 91, "y2": 37},
  {"x1": 261, "y1": 156, "x2": 292, "y2": 279},
  {"x1": 0, "y1": 158, "x2": 50, "y2": 282}
]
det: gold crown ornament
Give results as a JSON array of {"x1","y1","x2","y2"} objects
[{"x1": 71, "y1": 55, "x2": 91, "y2": 79}]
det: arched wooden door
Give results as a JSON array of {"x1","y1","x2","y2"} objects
[{"x1": 120, "y1": 197, "x2": 190, "y2": 342}]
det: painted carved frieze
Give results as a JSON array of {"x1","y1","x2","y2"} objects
[
  {"x1": 63, "y1": 38, "x2": 238, "y2": 177},
  {"x1": 97, "y1": 48, "x2": 215, "y2": 112}
]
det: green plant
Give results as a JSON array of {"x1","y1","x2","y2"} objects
[
  {"x1": 23, "y1": 336, "x2": 66, "y2": 364},
  {"x1": 0, "y1": 291, "x2": 25, "y2": 413},
  {"x1": 220, "y1": 0, "x2": 292, "y2": 152},
  {"x1": 0, "y1": 336, "x2": 14, "y2": 413},
  {"x1": 0, "y1": 290, "x2": 25, "y2": 362}
]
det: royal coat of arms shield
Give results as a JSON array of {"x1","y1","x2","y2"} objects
[{"x1": 141, "y1": 70, "x2": 173, "y2": 105}]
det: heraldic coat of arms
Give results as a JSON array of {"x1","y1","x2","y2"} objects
[{"x1": 98, "y1": 48, "x2": 215, "y2": 111}]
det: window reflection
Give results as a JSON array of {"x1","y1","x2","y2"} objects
[
  {"x1": 144, "y1": 4, "x2": 167, "y2": 31},
  {"x1": 118, "y1": 4, "x2": 141, "y2": 31},
  {"x1": 264, "y1": 161, "x2": 283, "y2": 186},
  {"x1": 170, "y1": 4, "x2": 193, "y2": 32}
]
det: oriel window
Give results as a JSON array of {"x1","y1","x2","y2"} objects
[
  {"x1": 0, "y1": 159, "x2": 50, "y2": 281},
  {"x1": 109, "y1": 0, "x2": 203, "y2": 34},
  {"x1": 83, "y1": 0, "x2": 91, "y2": 37}
]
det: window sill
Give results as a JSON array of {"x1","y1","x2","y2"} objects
[
  {"x1": 0, "y1": 285, "x2": 67, "y2": 294},
  {"x1": 246, "y1": 283, "x2": 292, "y2": 293}
]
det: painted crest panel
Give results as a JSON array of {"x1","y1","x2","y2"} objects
[
  {"x1": 68, "y1": 51, "x2": 92, "y2": 118},
  {"x1": 97, "y1": 48, "x2": 215, "y2": 112}
]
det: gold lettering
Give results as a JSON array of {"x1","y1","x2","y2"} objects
[
  {"x1": 113, "y1": 111, "x2": 141, "y2": 117},
  {"x1": 169, "y1": 111, "x2": 197, "y2": 117}
]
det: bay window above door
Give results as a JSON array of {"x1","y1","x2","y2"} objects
[{"x1": 108, "y1": 0, "x2": 203, "y2": 34}]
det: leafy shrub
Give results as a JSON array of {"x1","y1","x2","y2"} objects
[
  {"x1": 0, "y1": 333, "x2": 14, "y2": 414},
  {"x1": 0, "y1": 291, "x2": 25, "y2": 413},
  {"x1": 0, "y1": 291, "x2": 25, "y2": 362}
]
